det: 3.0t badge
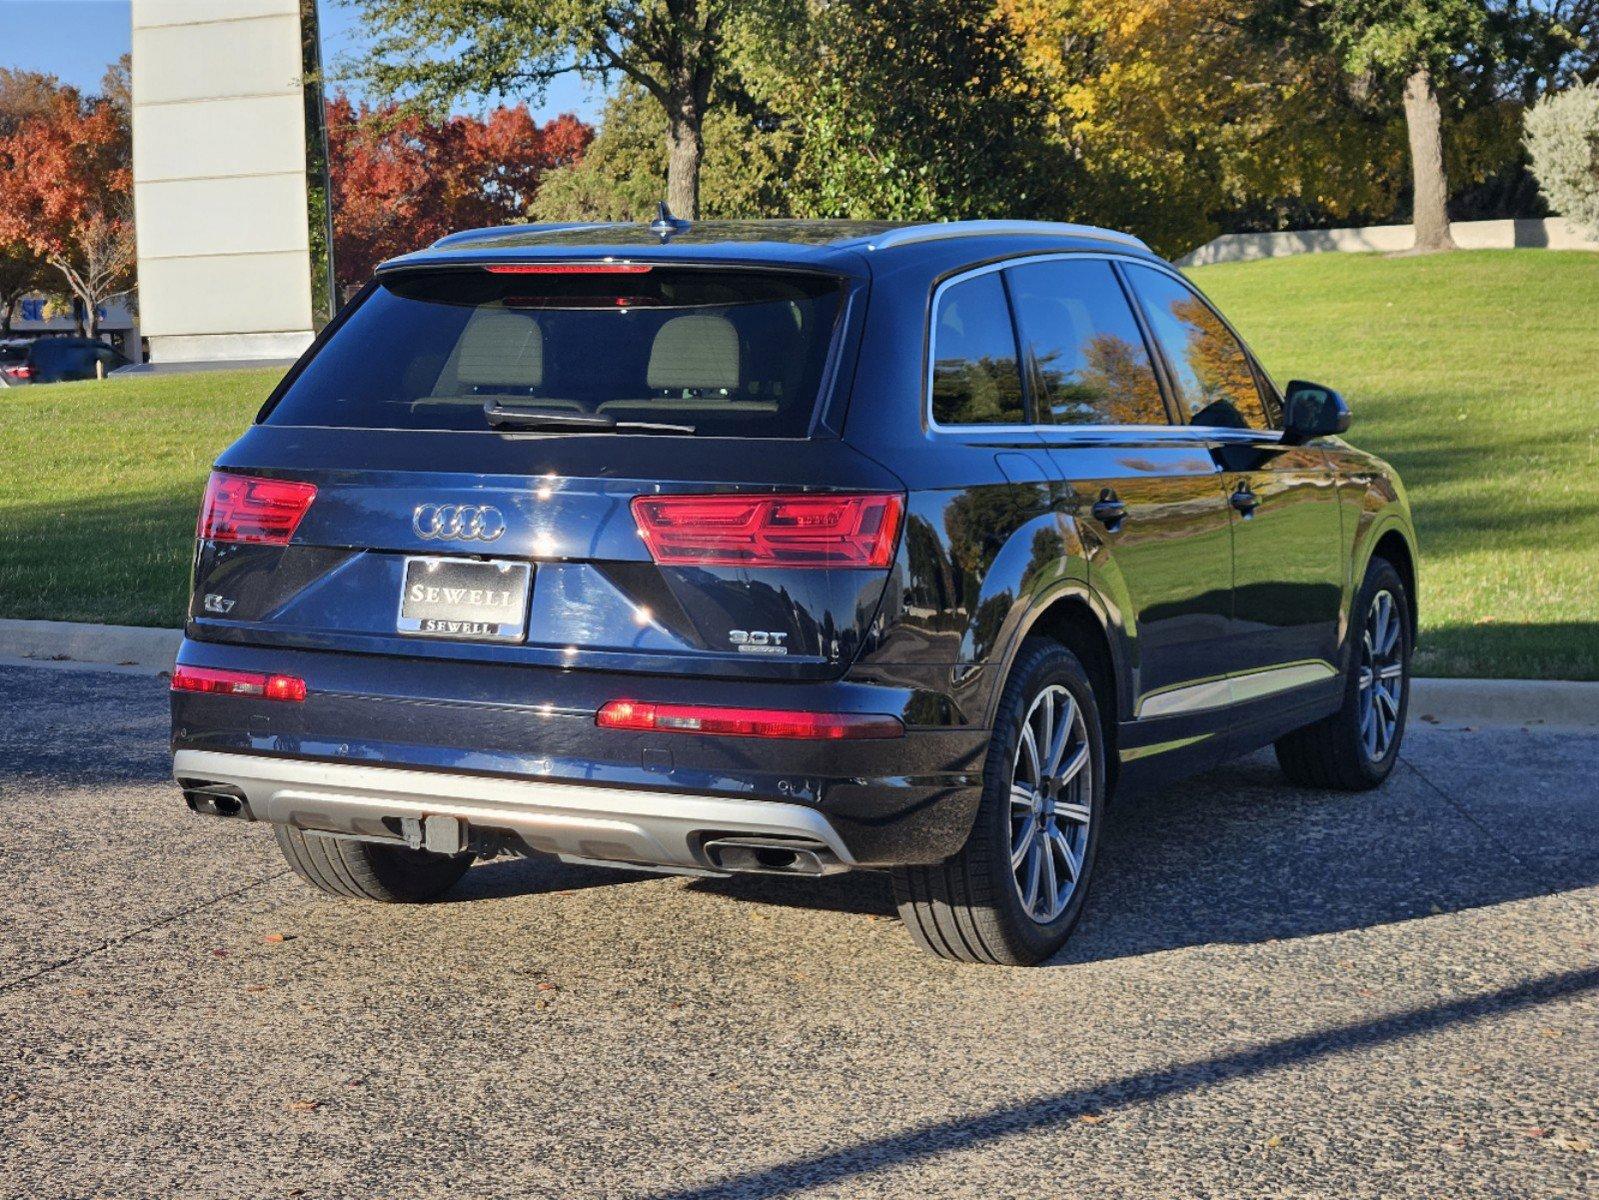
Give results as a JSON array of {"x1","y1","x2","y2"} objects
[{"x1": 412, "y1": 503, "x2": 506, "y2": 543}]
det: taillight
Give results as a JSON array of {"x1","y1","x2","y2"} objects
[
  {"x1": 171, "y1": 665, "x2": 307, "y2": 703},
  {"x1": 197, "y1": 471, "x2": 317, "y2": 545},
  {"x1": 10, "y1": 365, "x2": 32, "y2": 379},
  {"x1": 631, "y1": 493, "x2": 903, "y2": 569},
  {"x1": 597, "y1": 700, "x2": 902, "y2": 740}
]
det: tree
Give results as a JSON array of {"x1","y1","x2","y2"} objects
[
  {"x1": 1256, "y1": 0, "x2": 1488, "y2": 252},
  {"x1": 0, "y1": 244, "x2": 52, "y2": 334},
  {"x1": 1525, "y1": 79, "x2": 1599, "y2": 238},
  {"x1": 349, "y1": 0, "x2": 772, "y2": 218},
  {"x1": 0, "y1": 85, "x2": 134, "y2": 341},
  {"x1": 530, "y1": 84, "x2": 796, "y2": 221},
  {"x1": 742, "y1": 0, "x2": 1064, "y2": 221},
  {"x1": 326, "y1": 95, "x2": 591, "y2": 287}
]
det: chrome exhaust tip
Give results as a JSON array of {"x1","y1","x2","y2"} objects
[{"x1": 700, "y1": 836, "x2": 836, "y2": 876}]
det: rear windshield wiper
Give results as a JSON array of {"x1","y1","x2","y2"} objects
[{"x1": 483, "y1": 401, "x2": 695, "y2": 435}]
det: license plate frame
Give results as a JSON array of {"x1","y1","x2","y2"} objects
[{"x1": 396, "y1": 555, "x2": 532, "y2": 644}]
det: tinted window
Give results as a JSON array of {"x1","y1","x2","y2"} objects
[
  {"x1": 1006, "y1": 259, "x2": 1167, "y2": 426},
  {"x1": 1126, "y1": 265, "x2": 1276, "y2": 431},
  {"x1": 930, "y1": 272, "x2": 1026, "y2": 426},
  {"x1": 264, "y1": 268, "x2": 844, "y2": 437}
]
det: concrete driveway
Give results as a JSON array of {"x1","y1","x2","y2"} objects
[{"x1": 1, "y1": 662, "x2": 1594, "y2": 1199}]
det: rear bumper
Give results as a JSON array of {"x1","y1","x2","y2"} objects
[
  {"x1": 171, "y1": 637, "x2": 989, "y2": 865},
  {"x1": 174, "y1": 748, "x2": 855, "y2": 875}
]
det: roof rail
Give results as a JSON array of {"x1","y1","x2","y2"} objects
[
  {"x1": 843, "y1": 220, "x2": 1149, "y2": 254},
  {"x1": 429, "y1": 222, "x2": 619, "y2": 249}
]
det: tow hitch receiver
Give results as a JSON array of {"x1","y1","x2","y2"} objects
[{"x1": 401, "y1": 815, "x2": 465, "y2": 856}]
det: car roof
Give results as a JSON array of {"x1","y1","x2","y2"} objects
[{"x1": 378, "y1": 219, "x2": 1159, "y2": 277}]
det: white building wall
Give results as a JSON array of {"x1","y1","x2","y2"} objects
[{"x1": 130, "y1": 0, "x2": 315, "y2": 363}]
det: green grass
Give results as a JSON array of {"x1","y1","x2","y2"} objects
[
  {"x1": 1189, "y1": 250, "x2": 1599, "y2": 680},
  {"x1": 1, "y1": 249, "x2": 1596, "y2": 677},
  {"x1": 0, "y1": 369, "x2": 281, "y2": 627}
]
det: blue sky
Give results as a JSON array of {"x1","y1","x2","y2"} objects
[{"x1": 0, "y1": 0, "x2": 606, "y2": 121}]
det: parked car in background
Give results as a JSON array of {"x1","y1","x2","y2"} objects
[
  {"x1": 18, "y1": 336, "x2": 129, "y2": 383},
  {"x1": 171, "y1": 218, "x2": 1417, "y2": 965},
  {"x1": 0, "y1": 338, "x2": 34, "y2": 385}
]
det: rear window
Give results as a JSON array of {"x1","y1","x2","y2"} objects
[{"x1": 263, "y1": 267, "x2": 846, "y2": 437}]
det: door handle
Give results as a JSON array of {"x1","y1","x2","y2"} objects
[
  {"x1": 1230, "y1": 484, "x2": 1258, "y2": 517},
  {"x1": 1091, "y1": 491, "x2": 1127, "y2": 530}
]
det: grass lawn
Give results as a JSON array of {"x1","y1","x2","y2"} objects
[
  {"x1": 1, "y1": 249, "x2": 1596, "y2": 678},
  {"x1": 0, "y1": 369, "x2": 281, "y2": 628},
  {"x1": 1191, "y1": 250, "x2": 1599, "y2": 680}
]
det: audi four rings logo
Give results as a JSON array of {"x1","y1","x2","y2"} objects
[{"x1": 412, "y1": 503, "x2": 506, "y2": 543}]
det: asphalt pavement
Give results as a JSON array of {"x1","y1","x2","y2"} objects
[{"x1": 1, "y1": 662, "x2": 1594, "y2": 1199}]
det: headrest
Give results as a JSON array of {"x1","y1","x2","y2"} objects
[
  {"x1": 457, "y1": 309, "x2": 542, "y2": 388},
  {"x1": 646, "y1": 314, "x2": 739, "y2": 391}
]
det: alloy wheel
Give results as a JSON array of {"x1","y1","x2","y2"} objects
[
  {"x1": 1357, "y1": 588, "x2": 1405, "y2": 762},
  {"x1": 1009, "y1": 684, "x2": 1092, "y2": 924}
]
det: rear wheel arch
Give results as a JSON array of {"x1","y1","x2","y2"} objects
[{"x1": 1007, "y1": 590, "x2": 1124, "y2": 792}]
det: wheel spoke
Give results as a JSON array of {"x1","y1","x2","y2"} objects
[
  {"x1": 1035, "y1": 692, "x2": 1055, "y2": 777},
  {"x1": 1050, "y1": 827, "x2": 1082, "y2": 882},
  {"x1": 1055, "y1": 801, "x2": 1092, "y2": 826},
  {"x1": 1010, "y1": 784, "x2": 1036, "y2": 811},
  {"x1": 1056, "y1": 741, "x2": 1090, "y2": 788},
  {"x1": 1039, "y1": 831, "x2": 1059, "y2": 913},
  {"x1": 1011, "y1": 814, "x2": 1037, "y2": 868},
  {"x1": 1045, "y1": 693, "x2": 1076, "y2": 774},
  {"x1": 1017, "y1": 725, "x2": 1040, "y2": 789},
  {"x1": 1021, "y1": 841, "x2": 1042, "y2": 913}
]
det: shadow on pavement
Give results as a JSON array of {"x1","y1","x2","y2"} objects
[
  {"x1": 685, "y1": 749, "x2": 1593, "y2": 964},
  {"x1": 637, "y1": 965, "x2": 1599, "y2": 1200}
]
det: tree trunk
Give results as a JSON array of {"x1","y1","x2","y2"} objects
[
  {"x1": 1402, "y1": 67, "x2": 1455, "y2": 253},
  {"x1": 0, "y1": 296, "x2": 13, "y2": 335},
  {"x1": 85, "y1": 297, "x2": 100, "y2": 340},
  {"x1": 666, "y1": 108, "x2": 703, "y2": 220}
]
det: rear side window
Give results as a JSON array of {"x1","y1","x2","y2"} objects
[
  {"x1": 930, "y1": 272, "x2": 1026, "y2": 426},
  {"x1": 1006, "y1": 259, "x2": 1168, "y2": 426},
  {"x1": 263, "y1": 267, "x2": 845, "y2": 437},
  {"x1": 1125, "y1": 265, "x2": 1278, "y2": 431}
]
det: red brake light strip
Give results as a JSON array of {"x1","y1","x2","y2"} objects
[
  {"x1": 172, "y1": 665, "x2": 307, "y2": 703},
  {"x1": 597, "y1": 700, "x2": 902, "y2": 740},
  {"x1": 485, "y1": 263, "x2": 652, "y2": 274}
]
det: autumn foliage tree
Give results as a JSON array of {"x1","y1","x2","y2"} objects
[
  {"x1": 326, "y1": 95, "x2": 592, "y2": 289},
  {"x1": 0, "y1": 84, "x2": 133, "y2": 340}
]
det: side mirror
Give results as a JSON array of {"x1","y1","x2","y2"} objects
[{"x1": 1282, "y1": 380, "x2": 1351, "y2": 443}]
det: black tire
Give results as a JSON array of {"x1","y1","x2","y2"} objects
[
  {"x1": 891, "y1": 638, "x2": 1107, "y2": 965},
  {"x1": 274, "y1": 825, "x2": 472, "y2": 903},
  {"x1": 1275, "y1": 557, "x2": 1411, "y2": 791}
]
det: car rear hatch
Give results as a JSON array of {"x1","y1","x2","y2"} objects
[{"x1": 188, "y1": 260, "x2": 903, "y2": 681}]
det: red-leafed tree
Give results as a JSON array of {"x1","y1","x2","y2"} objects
[
  {"x1": 0, "y1": 84, "x2": 133, "y2": 341},
  {"x1": 327, "y1": 95, "x2": 592, "y2": 289}
]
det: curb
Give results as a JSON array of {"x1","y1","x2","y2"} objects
[
  {"x1": 0, "y1": 618, "x2": 1594, "y2": 729},
  {"x1": 1410, "y1": 677, "x2": 1598, "y2": 730},
  {"x1": 0, "y1": 618, "x2": 182, "y2": 673}
]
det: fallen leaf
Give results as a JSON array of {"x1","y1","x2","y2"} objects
[
  {"x1": 1265, "y1": 1135, "x2": 1284, "y2": 1149},
  {"x1": 262, "y1": 933, "x2": 291, "y2": 944},
  {"x1": 1076, "y1": 1114, "x2": 1104, "y2": 1125},
  {"x1": 1523, "y1": 1127, "x2": 1550, "y2": 1139},
  {"x1": 1554, "y1": 1135, "x2": 1593, "y2": 1153},
  {"x1": 243, "y1": 984, "x2": 269, "y2": 994},
  {"x1": 536, "y1": 982, "x2": 558, "y2": 992},
  {"x1": 288, "y1": 1099, "x2": 320, "y2": 1112},
  {"x1": 210, "y1": 948, "x2": 229, "y2": 958}
]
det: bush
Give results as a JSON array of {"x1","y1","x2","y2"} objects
[{"x1": 1524, "y1": 82, "x2": 1599, "y2": 240}]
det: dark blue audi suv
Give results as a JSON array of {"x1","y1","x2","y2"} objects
[{"x1": 171, "y1": 218, "x2": 1416, "y2": 964}]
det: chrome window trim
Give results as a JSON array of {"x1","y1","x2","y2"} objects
[{"x1": 924, "y1": 250, "x2": 1284, "y2": 442}]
